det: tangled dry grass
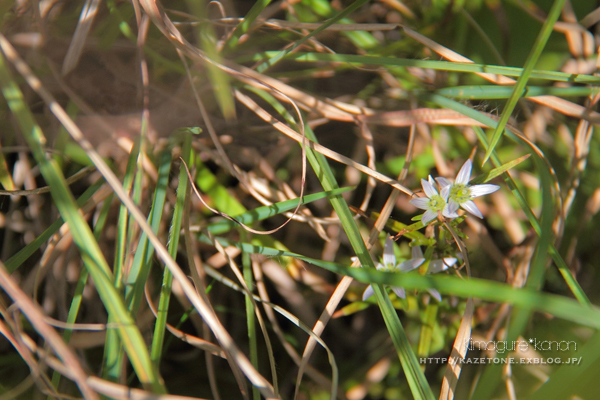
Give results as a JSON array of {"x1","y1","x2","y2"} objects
[{"x1": 1, "y1": 1, "x2": 600, "y2": 400}]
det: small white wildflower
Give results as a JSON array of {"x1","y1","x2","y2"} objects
[
  {"x1": 410, "y1": 175, "x2": 459, "y2": 225},
  {"x1": 355, "y1": 237, "x2": 425, "y2": 301},
  {"x1": 436, "y1": 159, "x2": 500, "y2": 219},
  {"x1": 410, "y1": 246, "x2": 460, "y2": 302}
]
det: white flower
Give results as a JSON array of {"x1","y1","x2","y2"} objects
[
  {"x1": 356, "y1": 237, "x2": 425, "y2": 301},
  {"x1": 356, "y1": 238, "x2": 459, "y2": 302},
  {"x1": 410, "y1": 175, "x2": 459, "y2": 225},
  {"x1": 410, "y1": 246, "x2": 460, "y2": 302},
  {"x1": 436, "y1": 159, "x2": 500, "y2": 219}
]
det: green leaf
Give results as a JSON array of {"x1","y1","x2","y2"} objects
[
  {"x1": 205, "y1": 186, "x2": 354, "y2": 235},
  {"x1": 483, "y1": 0, "x2": 568, "y2": 163},
  {"x1": 469, "y1": 153, "x2": 531, "y2": 185}
]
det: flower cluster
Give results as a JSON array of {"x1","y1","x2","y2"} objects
[
  {"x1": 356, "y1": 237, "x2": 459, "y2": 303},
  {"x1": 354, "y1": 159, "x2": 499, "y2": 303},
  {"x1": 410, "y1": 159, "x2": 500, "y2": 225}
]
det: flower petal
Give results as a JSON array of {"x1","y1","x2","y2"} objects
[
  {"x1": 442, "y1": 201, "x2": 459, "y2": 219},
  {"x1": 410, "y1": 197, "x2": 430, "y2": 210},
  {"x1": 421, "y1": 177, "x2": 438, "y2": 198},
  {"x1": 382, "y1": 237, "x2": 396, "y2": 267},
  {"x1": 427, "y1": 288, "x2": 442, "y2": 302},
  {"x1": 428, "y1": 258, "x2": 457, "y2": 274},
  {"x1": 428, "y1": 175, "x2": 437, "y2": 190},
  {"x1": 461, "y1": 199, "x2": 483, "y2": 218},
  {"x1": 427, "y1": 260, "x2": 445, "y2": 274},
  {"x1": 440, "y1": 184, "x2": 451, "y2": 201},
  {"x1": 456, "y1": 159, "x2": 472, "y2": 185},
  {"x1": 411, "y1": 245, "x2": 424, "y2": 259},
  {"x1": 397, "y1": 257, "x2": 425, "y2": 272},
  {"x1": 362, "y1": 285, "x2": 375, "y2": 301},
  {"x1": 391, "y1": 286, "x2": 406, "y2": 299},
  {"x1": 436, "y1": 177, "x2": 452, "y2": 189},
  {"x1": 444, "y1": 257, "x2": 458, "y2": 268},
  {"x1": 469, "y1": 184, "x2": 500, "y2": 198},
  {"x1": 421, "y1": 210, "x2": 438, "y2": 225}
]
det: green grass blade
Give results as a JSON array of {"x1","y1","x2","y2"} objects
[
  {"x1": 472, "y1": 154, "x2": 557, "y2": 400},
  {"x1": 225, "y1": 0, "x2": 273, "y2": 50},
  {"x1": 186, "y1": 0, "x2": 235, "y2": 119},
  {"x1": 244, "y1": 52, "x2": 600, "y2": 85},
  {"x1": 51, "y1": 192, "x2": 113, "y2": 391},
  {"x1": 483, "y1": 0, "x2": 568, "y2": 164},
  {"x1": 436, "y1": 85, "x2": 599, "y2": 100},
  {"x1": 195, "y1": 159, "x2": 246, "y2": 215},
  {"x1": 241, "y1": 232, "x2": 260, "y2": 400},
  {"x1": 125, "y1": 151, "x2": 171, "y2": 313},
  {"x1": 469, "y1": 154, "x2": 531, "y2": 185},
  {"x1": 205, "y1": 186, "x2": 354, "y2": 235},
  {"x1": 417, "y1": 304, "x2": 439, "y2": 367},
  {"x1": 101, "y1": 137, "x2": 140, "y2": 385},
  {"x1": 150, "y1": 134, "x2": 193, "y2": 366}
]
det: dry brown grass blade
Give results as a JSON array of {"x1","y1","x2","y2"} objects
[
  {"x1": 357, "y1": 121, "x2": 376, "y2": 211},
  {"x1": 0, "y1": 260, "x2": 97, "y2": 400},
  {"x1": 234, "y1": 89, "x2": 413, "y2": 196},
  {"x1": 0, "y1": 32, "x2": 278, "y2": 399},
  {"x1": 358, "y1": 108, "x2": 490, "y2": 127},
  {"x1": 177, "y1": 35, "x2": 309, "y2": 238},
  {"x1": 61, "y1": 0, "x2": 101, "y2": 76},
  {"x1": 0, "y1": 316, "x2": 40, "y2": 386},
  {"x1": 0, "y1": 166, "x2": 94, "y2": 195},
  {"x1": 439, "y1": 298, "x2": 474, "y2": 400},
  {"x1": 400, "y1": 24, "x2": 600, "y2": 125},
  {"x1": 294, "y1": 274, "x2": 354, "y2": 400},
  {"x1": 182, "y1": 199, "x2": 224, "y2": 400},
  {"x1": 255, "y1": 155, "x2": 330, "y2": 240}
]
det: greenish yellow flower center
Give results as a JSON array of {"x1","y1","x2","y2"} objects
[
  {"x1": 449, "y1": 184, "x2": 471, "y2": 203},
  {"x1": 428, "y1": 194, "x2": 446, "y2": 211}
]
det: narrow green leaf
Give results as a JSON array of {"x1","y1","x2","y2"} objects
[
  {"x1": 151, "y1": 133, "x2": 193, "y2": 366},
  {"x1": 469, "y1": 153, "x2": 531, "y2": 185},
  {"x1": 205, "y1": 186, "x2": 354, "y2": 235},
  {"x1": 483, "y1": 0, "x2": 568, "y2": 163},
  {"x1": 125, "y1": 151, "x2": 171, "y2": 313},
  {"x1": 225, "y1": 0, "x2": 273, "y2": 49},
  {"x1": 244, "y1": 52, "x2": 600, "y2": 85},
  {"x1": 437, "y1": 85, "x2": 599, "y2": 99}
]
